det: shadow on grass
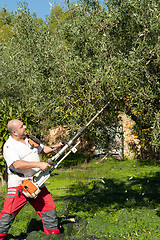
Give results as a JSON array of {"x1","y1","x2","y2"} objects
[
  {"x1": 56, "y1": 171, "x2": 160, "y2": 217},
  {"x1": 5, "y1": 219, "x2": 43, "y2": 240}
]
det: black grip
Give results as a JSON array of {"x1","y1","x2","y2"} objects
[{"x1": 47, "y1": 158, "x2": 54, "y2": 165}]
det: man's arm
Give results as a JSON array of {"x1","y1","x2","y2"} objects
[
  {"x1": 42, "y1": 142, "x2": 64, "y2": 154},
  {"x1": 12, "y1": 160, "x2": 50, "y2": 171}
]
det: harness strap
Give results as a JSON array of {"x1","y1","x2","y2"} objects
[
  {"x1": 27, "y1": 134, "x2": 41, "y2": 148},
  {"x1": 9, "y1": 134, "x2": 42, "y2": 177},
  {"x1": 9, "y1": 166, "x2": 24, "y2": 177}
]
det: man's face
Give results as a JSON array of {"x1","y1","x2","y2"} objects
[{"x1": 14, "y1": 120, "x2": 27, "y2": 139}]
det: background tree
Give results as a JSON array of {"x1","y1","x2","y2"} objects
[
  {"x1": 0, "y1": 7, "x2": 13, "y2": 42},
  {"x1": 104, "y1": 0, "x2": 160, "y2": 157}
]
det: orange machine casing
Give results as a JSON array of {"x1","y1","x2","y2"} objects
[{"x1": 21, "y1": 179, "x2": 38, "y2": 194}]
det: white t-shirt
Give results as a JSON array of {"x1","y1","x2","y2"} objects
[{"x1": 3, "y1": 136, "x2": 44, "y2": 188}]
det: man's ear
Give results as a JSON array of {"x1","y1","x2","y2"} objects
[{"x1": 12, "y1": 130, "x2": 17, "y2": 137}]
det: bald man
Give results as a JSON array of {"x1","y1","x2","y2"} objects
[{"x1": 0, "y1": 119, "x2": 63, "y2": 239}]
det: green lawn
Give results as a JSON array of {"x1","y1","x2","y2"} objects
[{"x1": 1, "y1": 157, "x2": 160, "y2": 239}]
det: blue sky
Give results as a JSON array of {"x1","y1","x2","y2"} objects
[{"x1": 0, "y1": 0, "x2": 74, "y2": 20}]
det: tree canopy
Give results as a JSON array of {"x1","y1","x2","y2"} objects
[{"x1": 0, "y1": 0, "x2": 159, "y2": 165}]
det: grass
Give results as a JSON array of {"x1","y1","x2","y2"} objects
[{"x1": 1, "y1": 156, "x2": 160, "y2": 239}]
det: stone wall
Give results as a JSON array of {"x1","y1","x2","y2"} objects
[{"x1": 120, "y1": 113, "x2": 140, "y2": 159}]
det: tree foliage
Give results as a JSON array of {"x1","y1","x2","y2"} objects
[
  {"x1": 0, "y1": 0, "x2": 159, "y2": 177},
  {"x1": 0, "y1": 8, "x2": 13, "y2": 41},
  {"x1": 105, "y1": 0, "x2": 160, "y2": 157}
]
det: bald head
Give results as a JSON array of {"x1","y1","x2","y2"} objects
[
  {"x1": 7, "y1": 119, "x2": 27, "y2": 139},
  {"x1": 7, "y1": 119, "x2": 20, "y2": 134}
]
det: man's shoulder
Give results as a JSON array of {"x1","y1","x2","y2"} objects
[
  {"x1": 4, "y1": 135, "x2": 12, "y2": 144},
  {"x1": 3, "y1": 136, "x2": 16, "y2": 150}
]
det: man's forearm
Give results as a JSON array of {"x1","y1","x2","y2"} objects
[
  {"x1": 43, "y1": 146, "x2": 54, "y2": 154},
  {"x1": 12, "y1": 160, "x2": 41, "y2": 170},
  {"x1": 12, "y1": 160, "x2": 50, "y2": 171},
  {"x1": 43, "y1": 142, "x2": 64, "y2": 154}
]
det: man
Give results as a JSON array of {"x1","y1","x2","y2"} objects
[{"x1": 0, "y1": 119, "x2": 63, "y2": 239}]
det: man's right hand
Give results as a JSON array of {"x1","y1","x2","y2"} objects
[{"x1": 39, "y1": 162, "x2": 51, "y2": 171}]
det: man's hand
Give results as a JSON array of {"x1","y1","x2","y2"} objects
[
  {"x1": 39, "y1": 162, "x2": 51, "y2": 171},
  {"x1": 59, "y1": 142, "x2": 64, "y2": 147}
]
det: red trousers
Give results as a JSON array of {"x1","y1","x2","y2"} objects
[{"x1": 0, "y1": 186, "x2": 60, "y2": 239}]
